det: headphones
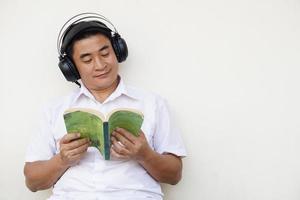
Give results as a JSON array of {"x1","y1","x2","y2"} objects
[{"x1": 57, "y1": 12, "x2": 128, "y2": 84}]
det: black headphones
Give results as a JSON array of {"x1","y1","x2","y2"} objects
[{"x1": 57, "y1": 13, "x2": 128, "y2": 84}]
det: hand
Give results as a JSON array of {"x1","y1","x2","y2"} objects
[
  {"x1": 59, "y1": 133, "x2": 90, "y2": 167},
  {"x1": 110, "y1": 128, "x2": 152, "y2": 161}
]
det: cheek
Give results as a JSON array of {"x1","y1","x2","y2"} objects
[
  {"x1": 107, "y1": 58, "x2": 119, "y2": 72},
  {"x1": 77, "y1": 65, "x2": 93, "y2": 78},
  {"x1": 111, "y1": 65, "x2": 119, "y2": 76}
]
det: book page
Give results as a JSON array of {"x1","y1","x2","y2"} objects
[
  {"x1": 108, "y1": 109, "x2": 144, "y2": 137},
  {"x1": 64, "y1": 107, "x2": 105, "y2": 121},
  {"x1": 63, "y1": 110, "x2": 105, "y2": 156}
]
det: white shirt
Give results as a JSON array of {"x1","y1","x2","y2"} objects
[{"x1": 25, "y1": 78, "x2": 186, "y2": 200}]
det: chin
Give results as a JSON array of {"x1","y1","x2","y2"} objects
[{"x1": 92, "y1": 77, "x2": 117, "y2": 90}]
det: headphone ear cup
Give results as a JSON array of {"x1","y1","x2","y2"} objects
[
  {"x1": 58, "y1": 57, "x2": 80, "y2": 82},
  {"x1": 111, "y1": 34, "x2": 128, "y2": 63}
]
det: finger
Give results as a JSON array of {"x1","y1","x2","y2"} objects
[
  {"x1": 60, "y1": 142, "x2": 89, "y2": 163},
  {"x1": 68, "y1": 151, "x2": 87, "y2": 163},
  {"x1": 110, "y1": 148, "x2": 121, "y2": 158},
  {"x1": 137, "y1": 131, "x2": 148, "y2": 142},
  {"x1": 68, "y1": 142, "x2": 90, "y2": 156},
  {"x1": 111, "y1": 136, "x2": 125, "y2": 149},
  {"x1": 112, "y1": 131, "x2": 134, "y2": 149},
  {"x1": 111, "y1": 136, "x2": 125, "y2": 147},
  {"x1": 67, "y1": 138, "x2": 90, "y2": 150},
  {"x1": 115, "y1": 128, "x2": 137, "y2": 143},
  {"x1": 61, "y1": 133, "x2": 81, "y2": 144},
  {"x1": 61, "y1": 138, "x2": 89, "y2": 152},
  {"x1": 110, "y1": 148, "x2": 129, "y2": 160},
  {"x1": 111, "y1": 136, "x2": 130, "y2": 155},
  {"x1": 138, "y1": 130, "x2": 146, "y2": 138}
]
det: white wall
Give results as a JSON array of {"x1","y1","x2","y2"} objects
[{"x1": 1, "y1": 0, "x2": 299, "y2": 199}]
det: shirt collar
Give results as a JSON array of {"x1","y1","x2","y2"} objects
[{"x1": 71, "y1": 76, "x2": 139, "y2": 105}]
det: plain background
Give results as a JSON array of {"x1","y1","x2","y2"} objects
[{"x1": 1, "y1": 0, "x2": 300, "y2": 199}]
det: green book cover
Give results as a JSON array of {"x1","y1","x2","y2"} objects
[{"x1": 63, "y1": 108, "x2": 144, "y2": 160}]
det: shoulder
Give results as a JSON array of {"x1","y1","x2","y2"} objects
[
  {"x1": 40, "y1": 89, "x2": 80, "y2": 121},
  {"x1": 44, "y1": 90, "x2": 78, "y2": 110}
]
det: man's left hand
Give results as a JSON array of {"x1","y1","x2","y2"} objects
[{"x1": 110, "y1": 128, "x2": 152, "y2": 161}]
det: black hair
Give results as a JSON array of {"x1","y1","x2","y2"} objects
[{"x1": 64, "y1": 23, "x2": 112, "y2": 59}]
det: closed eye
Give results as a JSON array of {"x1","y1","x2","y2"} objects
[
  {"x1": 101, "y1": 53, "x2": 109, "y2": 57},
  {"x1": 99, "y1": 45, "x2": 110, "y2": 57},
  {"x1": 83, "y1": 59, "x2": 92, "y2": 63}
]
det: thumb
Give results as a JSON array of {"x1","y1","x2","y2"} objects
[{"x1": 60, "y1": 133, "x2": 80, "y2": 144}]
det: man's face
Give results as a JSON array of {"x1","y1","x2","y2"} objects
[{"x1": 72, "y1": 33, "x2": 119, "y2": 91}]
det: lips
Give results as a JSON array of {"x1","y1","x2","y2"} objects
[{"x1": 93, "y1": 69, "x2": 111, "y2": 78}]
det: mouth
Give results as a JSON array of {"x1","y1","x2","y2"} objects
[{"x1": 93, "y1": 69, "x2": 111, "y2": 78}]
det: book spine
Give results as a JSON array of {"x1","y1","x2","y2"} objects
[{"x1": 103, "y1": 121, "x2": 110, "y2": 160}]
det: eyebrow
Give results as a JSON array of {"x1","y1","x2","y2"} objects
[
  {"x1": 79, "y1": 45, "x2": 110, "y2": 59},
  {"x1": 99, "y1": 45, "x2": 109, "y2": 52}
]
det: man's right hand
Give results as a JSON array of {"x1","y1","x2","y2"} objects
[
  {"x1": 59, "y1": 133, "x2": 90, "y2": 167},
  {"x1": 24, "y1": 133, "x2": 90, "y2": 192}
]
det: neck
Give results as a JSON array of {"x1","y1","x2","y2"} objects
[{"x1": 89, "y1": 77, "x2": 120, "y2": 103}]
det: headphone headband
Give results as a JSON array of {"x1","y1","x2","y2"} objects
[{"x1": 57, "y1": 12, "x2": 119, "y2": 57}]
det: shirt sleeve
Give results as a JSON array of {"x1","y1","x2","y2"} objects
[
  {"x1": 153, "y1": 97, "x2": 187, "y2": 157},
  {"x1": 25, "y1": 105, "x2": 56, "y2": 162}
]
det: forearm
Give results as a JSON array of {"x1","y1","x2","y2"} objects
[
  {"x1": 138, "y1": 150, "x2": 182, "y2": 185},
  {"x1": 24, "y1": 154, "x2": 69, "y2": 192}
]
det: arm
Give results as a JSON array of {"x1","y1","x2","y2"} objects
[
  {"x1": 24, "y1": 133, "x2": 90, "y2": 192},
  {"x1": 24, "y1": 154, "x2": 69, "y2": 192},
  {"x1": 111, "y1": 128, "x2": 182, "y2": 185},
  {"x1": 138, "y1": 150, "x2": 182, "y2": 185}
]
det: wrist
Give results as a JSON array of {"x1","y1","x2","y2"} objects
[
  {"x1": 53, "y1": 154, "x2": 70, "y2": 170},
  {"x1": 137, "y1": 146, "x2": 156, "y2": 164}
]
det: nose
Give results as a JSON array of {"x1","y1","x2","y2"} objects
[{"x1": 94, "y1": 56, "x2": 106, "y2": 71}]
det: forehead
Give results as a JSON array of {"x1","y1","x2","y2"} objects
[{"x1": 72, "y1": 33, "x2": 111, "y2": 54}]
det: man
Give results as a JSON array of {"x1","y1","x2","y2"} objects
[{"x1": 24, "y1": 13, "x2": 186, "y2": 200}]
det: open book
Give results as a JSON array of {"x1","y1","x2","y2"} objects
[{"x1": 63, "y1": 108, "x2": 144, "y2": 160}]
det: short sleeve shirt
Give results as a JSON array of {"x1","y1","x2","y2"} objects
[{"x1": 25, "y1": 78, "x2": 186, "y2": 200}]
